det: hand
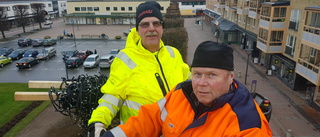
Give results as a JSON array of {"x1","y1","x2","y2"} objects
[{"x1": 88, "y1": 122, "x2": 106, "y2": 137}]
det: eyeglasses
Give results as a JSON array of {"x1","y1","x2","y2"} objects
[{"x1": 138, "y1": 21, "x2": 163, "y2": 28}]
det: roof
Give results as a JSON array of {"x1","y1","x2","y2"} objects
[
  {"x1": 204, "y1": 9, "x2": 220, "y2": 19},
  {"x1": 262, "y1": 1, "x2": 290, "y2": 6},
  {"x1": 305, "y1": 6, "x2": 320, "y2": 11}
]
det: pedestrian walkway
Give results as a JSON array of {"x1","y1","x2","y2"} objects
[{"x1": 184, "y1": 17, "x2": 320, "y2": 136}]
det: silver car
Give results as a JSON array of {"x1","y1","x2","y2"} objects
[{"x1": 83, "y1": 54, "x2": 100, "y2": 68}]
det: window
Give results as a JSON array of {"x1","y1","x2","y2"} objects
[
  {"x1": 289, "y1": 9, "x2": 300, "y2": 31},
  {"x1": 81, "y1": 7, "x2": 86, "y2": 11},
  {"x1": 285, "y1": 35, "x2": 296, "y2": 56},
  {"x1": 94, "y1": 7, "x2": 99, "y2": 11},
  {"x1": 7, "y1": 7, "x2": 10, "y2": 11},
  {"x1": 128, "y1": 7, "x2": 133, "y2": 11},
  {"x1": 121, "y1": 7, "x2": 125, "y2": 11},
  {"x1": 310, "y1": 13, "x2": 320, "y2": 28},
  {"x1": 87, "y1": 7, "x2": 93, "y2": 11},
  {"x1": 48, "y1": 4, "x2": 52, "y2": 7},
  {"x1": 113, "y1": 7, "x2": 118, "y2": 11},
  {"x1": 75, "y1": 7, "x2": 80, "y2": 11},
  {"x1": 106, "y1": 7, "x2": 110, "y2": 11}
]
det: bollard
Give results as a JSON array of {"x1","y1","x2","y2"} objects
[
  {"x1": 237, "y1": 71, "x2": 241, "y2": 78},
  {"x1": 286, "y1": 129, "x2": 292, "y2": 137}
]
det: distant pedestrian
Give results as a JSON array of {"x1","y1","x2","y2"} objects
[
  {"x1": 63, "y1": 30, "x2": 66, "y2": 36},
  {"x1": 70, "y1": 33, "x2": 73, "y2": 38},
  {"x1": 94, "y1": 49, "x2": 97, "y2": 54}
]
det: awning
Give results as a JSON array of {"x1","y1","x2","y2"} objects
[
  {"x1": 65, "y1": 13, "x2": 136, "y2": 18},
  {"x1": 204, "y1": 9, "x2": 220, "y2": 19},
  {"x1": 217, "y1": 18, "x2": 236, "y2": 31}
]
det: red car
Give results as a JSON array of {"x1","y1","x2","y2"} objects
[{"x1": 76, "y1": 50, "x2": 93, "y2": 60}]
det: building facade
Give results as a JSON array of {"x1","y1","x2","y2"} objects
[
  {"x1": 205, "y1": 0, "x2": 320, "y2": 110},
  {"x1": 0, "y1": 0, "x2": 66, "y2": 28},
  {"x1": 64, "y1": 0, "x2": 170, "y2": 25}
]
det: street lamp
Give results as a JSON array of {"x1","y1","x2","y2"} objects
[
  {"x1": 71, "y1": 19, "x2": 76, "y2": 47},
  {"x1": 244, "y1": 49, "x2": 253, "y2": 85}
]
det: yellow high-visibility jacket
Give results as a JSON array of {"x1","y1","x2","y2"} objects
[{"x1": 88, "y1": 28, "x2": 190, "y2": 127}]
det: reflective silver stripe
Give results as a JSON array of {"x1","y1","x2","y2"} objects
[
  {"x1": 123, "y1": 100, "x2": 142, "y2": 111},
  {"x1": 165, "y1": 46, "x2": 175, "y2": 58},
  {"x1": 117, "y1": 51, "x2": 136, "y2": 69},
  {"x1": 98, "y1": 101, "x2": 117, "y2": 114},
  {"x1": 100, "y1": 94, "x2": 123, "y2": 107},
  {"x1": 110, "y1": 126, "x2": 127, "y2": 137},
  {"x1": 157, "y1": 98, "x2": 168, "y2": 121}
]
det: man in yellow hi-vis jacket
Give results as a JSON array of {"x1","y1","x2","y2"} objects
[{"x1": 87, "y1": 1, "x2": 190, "y2": 137}]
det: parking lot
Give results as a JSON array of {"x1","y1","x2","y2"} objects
[{"x1": 0, "y1": 39, "x2": 125, "y2": 83}]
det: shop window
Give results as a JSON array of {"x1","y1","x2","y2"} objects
[
  {"x1": 75, "y1": 7, "x2": 80, "y2": 11},
  {"x1": 128, "y1": 7, "x2": 132, "y2": 11},
  {"x1": 113, "y1": 7, "x2": 118, "y2": 11},
  {"x1": 94, "y1": 7, "x2": 99, "y2": 11},
  {"x1": 81, "y1": 7, "x2": 86, "y2": 11},
  {"x1": 121, "y1": 7, "x2": 125, "y2": 11},
  {"x1": 106, "y1": 7, "x2": 110, "y2": 11}
]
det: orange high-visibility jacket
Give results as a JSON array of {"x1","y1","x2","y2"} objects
[{"x1": 105, "y1": 79, "x2": 272, "y2": 137}]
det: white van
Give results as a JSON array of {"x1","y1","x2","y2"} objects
[
  {"x1": 83, "y1": 54, "x2": 100, "y2": 68},
  {"x1": 99, "y1": 55, "x2": 115, "y2": 69}
]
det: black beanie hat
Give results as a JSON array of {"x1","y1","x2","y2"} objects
[
  {"x1": 136, "y1": 1, "x2": 164, "y2": 28},
  {"x1": 191, "y1": 41, "x2": 234, "y2": 71}
]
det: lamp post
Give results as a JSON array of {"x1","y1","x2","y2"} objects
[
  {"x1": 71, "y1": 19, "x2": 76, "y2": 47},
  {"x1": 245, "y1": 49, "x2": 253, "y2": 85}
]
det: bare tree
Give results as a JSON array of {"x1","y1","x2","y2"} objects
[
  {"x1": 30, "y1": 3, "x2": 45, "y2": 29},
  {"x1": 13, "y1": 5, "x2": 29, "y2": 33},
  {"x1": 0, "y1": 6, "x2": 9, "y2": 39}
]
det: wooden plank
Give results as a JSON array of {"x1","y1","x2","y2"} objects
[
  {"x1": 28, "y1": 81, "x2": 64, "y2": 88},
  {"x1": 14, "y1": 92, "x2": 56, "y2": 101}
]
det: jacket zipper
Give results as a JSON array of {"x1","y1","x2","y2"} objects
[{"x1": 155, "y1": 52, "x2": 170, "y2": 96}]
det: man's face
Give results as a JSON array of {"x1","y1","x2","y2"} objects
[
  {"x1": 191, "y1": 67, "x2": 234, "y2": 106},
  {"x1": 137, "y1": 17, "x2": 163, "y2": 51}
]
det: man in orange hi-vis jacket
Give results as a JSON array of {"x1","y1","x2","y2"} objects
[{"x1": 101, "y1": 41, "x2": 272, "y2": 137}]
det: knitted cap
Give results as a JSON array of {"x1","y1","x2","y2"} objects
[
  {"x1": 136, "y1": 1, "x2": 164, "y2": 28},
  {"x1": 191, "y1": 41, "x2": 234, "y2": 71}
]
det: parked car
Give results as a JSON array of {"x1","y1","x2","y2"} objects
[
  {"x1": 8, "y1": 49, "x2": 26, "y2": 60},
  {"x1": 62, "y1": 50, "x2": 78, "y2": 61},
  {"x1": 44, "y1": 20, "x2": 53, "y2": 25},
  {"x1": 36, "y1": 47, "x2": 56, "y2": 60},
  {"x1": 108, "y1": 49, "x2": 120, "y2": 57},
  {"x1": 0, "y1": 47, "x2": 14, "y2": 56},
  {"x1": 76, "y1": 50, "x2": 93, "y2": 60},
  {"x1": 32, "y1": 38, "x2": 44, "y2": 47},
  {"x1": 65, "y1": 57, "x2": 83, "y2": 68},
  {"x1": 43, "y1": 38, "x2": 57, "y2": 46},
  {"x1": 99, "y1": 55, "x2": 115, "y2": 69},
  {"x1": 0, "y1": 56, "x2": 12, "y2": 67},
  {"x1": 16, "y1": 57, "x2": 39, "y2": 69},
  {"x1": 18, "y1": 38, "x2": 32, "y2": 47},
  {"x1": 23, "y1": 49, "x2": 39, "y2": 58},
  {"x1": 83, "y1": 54, "x2": 100, "y2": 68}
]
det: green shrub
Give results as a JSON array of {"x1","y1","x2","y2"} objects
[
  {"x1": 115, "y1": 36, "x2": 121, "y2": 39},
  {"x1": 44, "y1": 36, "x2": 51, "y2": 39}
]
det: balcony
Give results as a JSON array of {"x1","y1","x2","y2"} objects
[
  {"x1": 257, "y1": 38, "x2": 283, "y2": 53},
  {"x1": 259, "y1": 18, "x2": 286, "y2": 29},
  {"x1": 302, "y1": 26, "x2": 320, "y2": 46},
  {"x1": 296, "y1": 59, "x2": 320, "y2": 86},
  {"x1": 248, "y1": 8, "x2": 259, "y2": 19},
  {"x1": 237, "y1": 7, "x2": 249, "y2": 15}
]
